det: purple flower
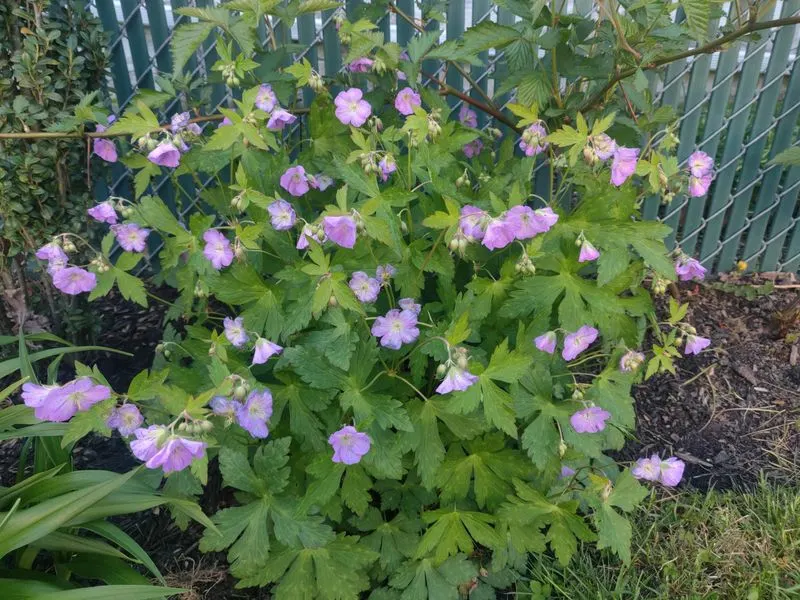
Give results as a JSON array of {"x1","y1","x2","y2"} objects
[
  {"x1": 534, "y1": 331, "x2": 557, "y2": 354},
  {"x1": 52, "y1": 267, "x2": 97, "y2": 295},
  {"x1": 560, "y1": 465, "x2": 576, "y2": 479},
  {"x1": 296, "y1": 225, "x2": 326, "y2": 249},
  {"x1": 93, "y1": 126, "x2": 118, "y2": 163},
  {"x1": 379, "y1": 156, "x2": 397, "y2": 182},
  {"x1": 570, "y1": 406, "x2": 611, "y2": 433},
  {"x1": 675, "y1": 256, "x2": 706, "y2": 281},
  {"x1": 659, "y1": 456, "x2": 685, "y2": 486},
  {"x1": 280, "y1": 165, "x2": 311, "y2": 197},
  {"x1": 398, "y1": 298, "x2": 421, "y2": 314},
  {"x1": 519, "y1": 122, "x2": 548, "y2": 156},
  {"x1": 88, "y1": 201, "x2": 118, "y2": 225},
  {"x1": 376, "y1": 264, "x2": 396, "y2": 284},
  {"x1": 435, "y1": 366, "x2": 479, "y2": 394},
  {"x1": 235, "y1": 389, "x2": 273, "y2": 439},
  {"x1": 562, "y1": 326, "x2": 599, "y2": 361},
  {"x1": 329, "y1": 425, "x2": 371, "y2": 465},
  {"x1": 322, "y1": 215, "x2": 357, "y2": 249},
  {"x1": 30, "y1": 377, "x2": 110, "y2": 422},
  {"x1": 578, "y1": 240, "x2": 600, "y2": 263},
  {"x1": 218, "y1": 117, "x2": 232, "y2": 128},
  {"x1": 533, "y1": 207, "x2": 559, "y2": 232},
  {"x1": 611, "y1": 146, "x2": 639, "y2": 186},
  {"x1": 145, "y1": 435, "x2": 207, "y2": 474},
  {"x1": 687, "y1": 151, "x2": 714, "y2": 177},
  {"x1": 688, "y1": 173, "x2": 713, "y2": 197},
  {"x1": 203, "y1": 229, "x2": 234, "y2": 270},
  {"x1": 506, "y1": 205, "x2": 545, "y2": 240},
  {"x1": 459, "y1": 105, "x2": 478, "y2": 128},
  {"x1": 21, "y1": 383, "x2": 60, "y2": 408},
  {"x1": 349, "y1": 271, "x2": 380, "y2": 303},
  {"x1": 348, "y1": 57, "x2": 374, "y2": 72},
  {"x1": 107, "y1": 404, "x2": 143, "y2": 436},
  {"x1": 619, "y1": 350, "x2": 645, "y2": 372},
  {"x1": 592, "y1": 134, "x2": 616, "y2": 161},
  {"x1": 334, "y1": 88, "x2": 372, "y2": 127},
  {"x1": 632, "y1": 454, "x2": 661, "y2": 481},
  {"x1": 252, "y1": 338, "x2": 283, "y2": 365},
  {"x1": 684, "y1": 334, "x2": 710, "y2": 355},
  {"x1": 185, "y1": 123, "x2": 202, "y2": 136},
  {"x1": 310, "y1": 174, "x2": 334, "y2": 191},
  {"x1": 170, "y1": 111, "x2": 191, "y2": 132},
  {"x1": 255, "y1": 84, "x2": 278, "y2": 113},
  {"x1": 223, "y1": 316, "x2": 249, "y2": 348},
  {"x1": 36, "y1": 243, "x2": 68, "y2": 273},
  {"x1": 394, "y1": 87, "x2": 421, "y2": 116},
  {"x1": 482, "y1": 217, "x2": 515, "y2": 250},
  {"x1": 268, "y1": 199, "x2": 296, "y2": 230},
  {"x1": 130, "y1": 425, "x2": 167, "y2": 463},
  {"x1": 210, "y1": 396, "x2": 237, "y2": 419},
  {"x1": 147, "y1": 142, "x2": 181, "y2": 168},
  {"x1": 112, "y1": 223, "x2": 150, "y2": 253},
  {"x1": 463, "y1": 139, "x2": 483, "y2": 158},
  {"x1": 371, "y1": 308, "x2": 420, "y2": 349},
  {"x1": 460, "y1": 206, "x2": 487, "y2": 241},
  {"x1": 267, "y1": 109, "x2": 297, "y2": 131}
]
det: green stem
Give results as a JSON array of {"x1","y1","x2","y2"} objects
[{"x1": 387, "y1": 371, "x2": 428, "y2": 401}]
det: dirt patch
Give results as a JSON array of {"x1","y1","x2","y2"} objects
[{"x1": 621, "y1": 279, "x2": 800, "y2": 489}]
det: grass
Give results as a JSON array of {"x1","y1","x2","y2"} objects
[{"x1": 523, "y1": 481, "x2": 800, "y2": 599}]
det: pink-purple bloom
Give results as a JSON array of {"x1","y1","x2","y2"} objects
[
  {"x1": 322, "y1": 215, "x2": 357, "y2": 248},
  {"x1": 255, "y1": 84, "x2": 278, "y2": 113},
  {"x1": 223, "y1": 316, "x2": 249, "y2": 348},
  {"x1": 658, "y1": 456, "x2": 686, "y2": 486},
  {"x1": 371, "y1": 308, "x2": 420, "y2": 349},
  {"x1": 147, "y1": 142, "x2": 181, "y2": 168},
  {"x1": 482, "y1": 217, "x2": 515, "y2": 250},
  {"x1": 632, "y1": 454, "x2": 661, "y2": 481},
  {"x1": 235, "y1": 389, "x2": 273, "y2": 439},
  {"x1": 132, "y1": 426, "x2": 206, "y2": 474},
  {"x1": 570, "y1": 406, "x2": 611, "y2": 433},
  {"x1": 376, "y1": 264, "x2": 396, "y2": 283},
  {"x1": 506, "y1": 205, "x2": 546, "y2": 240},
  {"x1": 379, "y1": 156, "x2": 397, "y2": 182},
  {"x1": 112, "y1": 223, "x2": 150, "y2": 253},
  {"x1": 560, "y1": 465, "x2": 576, "y2": 479},
  {"x1": 349, "y1": 271, "x2": 380, "y2": 303},
  {"x1": 611, "y1": 146, "x2": 639, "y2": 186},
  {"x1": 210, "y1": 396, "x2": 237, "y2": 419},
  {"x1": 435, "y1": 366, "x2": 479, "y2": 394},
  {"x1": 21, "y1": 383, "x2": 59, "y2": 409},
  {"x1": 25, "y1": 377, "x2": 110, "y2": 422},
  {"x1": 52, "y1": 267, "x2": 97, "y2": 295},
  {"x1": 309, "y1": 174, "x2": 334, "y2": 191},
  {"x1": 592, "y1": 133, "x2": 616, "y2": 161},
  {"x1": 562, "y1": 326, "x2": 599, "y2": 361},
  {"x1": 280, "y1": 165, "x2": 311, "y2": 197},
  {"x1": 296, "y1": 225, "x2": 326, "y2": 250},
  {"x1": 688, "y1": 173, "x2": 713, "y2": 197},
  {"x1": 170, "y1": 111, "x2": 191, "y2": 132},
  {"x1": 684, "y1": 334, "x2": 711, "y2": 355},
  {"x1": 334, "y1": 88, "x2": 372, "y2": 127},
  {"x1": 463, "y1": 139, "x2": 483, "y2": 158},
  {"x1": 88, "y1": 201, "x2": 118, "y2": 225},
  {"x1": 348, "y1": 57, "x2": 374, "y2": 72},
  {"x1": 459, "y1": 105, "x2": 478, "y2": 128},
  {"x1": 36, "y1": 243, "x2": 68, "y2": 274},
  {"x1": 533, "y1": 207, "x2": 559, "y2": 231},
  {"x1": 633, "y1": 454, "x2": 685, "y2": 487},
  {"x1": 329, "y1": 425, "x2": 371, "y2": 465},
  {"x1": 203, "y1": 229, "x2": 234, "y2": 270},
  {"x1": 619, "y1": 350, "x2": 645, "y2": 372},
  {"x1": 675, "y1": 256, "x2": 706, "y2": 281},
  {"x1": 578, "y1": 240, "x2": 600, "y2": 263},
  {"x1": 534, "y1": 331, "x2": 557, "y2": 354},
  {"x1": 93, "y1": 124, "x2": 118, "y2": 163},
  {"x1": 519, "y1": 122, "x2": 548, "y2": 156},
  {"x1": 687, "y1": 151, "x2": 714, "y2": 177},
  {"x1": 267, "y1": 199, "x2": 297, "y2": 230},
  {"x1": 107, "y1": 404, "x2": 143, "y2": 436},
  {"x1": 460, "y1": 206, "x2": 487, "y2": 241},
  {"x1": 398, "y1": 298, "x2": 421, "y2": 314},
  {"x1": 394, "y1": 87, "x2": 421, "y2": 116},
  {"x1": 253, "y1": 338, "x2": 283, "y2": 365},
  {"x1": 267, "y1": 109, "x2": 297, "y2": 131}
]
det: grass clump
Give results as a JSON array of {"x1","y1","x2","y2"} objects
[{"x1": 524, "y1": 481, "x2": 800, "y2": 599}]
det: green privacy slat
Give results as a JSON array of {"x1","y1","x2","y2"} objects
[
  {"x1": 396, "y1": 0, "x2": 415, "y2": 45},
  {"x1": 144, "y1": 0, "x2": 173, "y2": 74},
  {"x1": 445, "y1": 0, "x2": 465, "y2": 98},
  {"x1": 698, "y1": 24, "x2": 773, "y2": 267},
  {"x1": 94, "y1": 2, "x2": 133, "y2": 108},
  {"x1": 716, "y1": 1, "x2": 800, "y2": 271},
  {"x1": 742, "y1": 62, "x2": 800, "y2": 262},
  {"x1": 346, "y1": 0, "x2": 363, "y2": 19},
  {"x1": 321, "y1": 10, "x2": 342, "y2": 75},
  {"x1": 298, "y1": 15, "x2": 318, "y2": 106},
  {"x1": 470, "y1": 0, "x2": 490, "y2": 126},
  {"x1": 760, "y1": 168, "x2": 800, "y2": 270},
  {"x1": 120, "y1": 0, "x2": 155, "y2": 94}
]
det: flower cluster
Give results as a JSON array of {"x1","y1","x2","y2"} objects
[
  {"x1": 632, "y1": 454, "x2": 685, "y2": 487},
  {"x1": 212, "y1": 389, "x2": 273, "y2": 438},
  {"x1": 22, "y1": 378, "x2": 110, "y2": 422},
  {"x1": 687, "y1": 150, "x2": 714, "y2": 197},
  {"x1": 35, "y1": 241, "x2": 96, "y2": 296},
  {"x1": 535, "y1": 326, "x2": 600, "y2": 361},
  {"x1": 457, "y1": 204, "x2": 559, "y2": 251}
]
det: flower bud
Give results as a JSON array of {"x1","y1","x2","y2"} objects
[
  {"x1": 558, "y1": 440, "x2": 568, "y2": 457},
  {"x1": 156, "y1": 343, "x2": 165, "y2": 354},
  {"x1": 178, "y1": 422, "x2": 188, "y2": 432},
  {"x1": 234, "y1": 243, "x2": 246, "y2": 260},
  {"x1": 163, "y1": 349, "x2": 172, "y2": 359},
  {"x1": 328, "y1": 294, "x2": 338, "y2": 307},
  {"x1": 399, "y1": 220, "x2": 408, "y2": 234},
  {"x1": 233, "y1": 385, "x2": 247, "y2": 400},
  {"x1": 457, "y1": 237, "x2": 468, "y2": 252},
  {"x1": 62, "y1": 240, "x2": 76, "y2": 253},
  {"x1": 370, "y1": 116, "x2": 383, "y2": 131},
  {"x1": 208, "y1": 344, "x2": 217, "y2": 357},
  {"x1": 147, "y1": 138, "x2": 158, "y2": 151},
  {"x1": 309, "y1": 72, "x2": 325, "y2": 92},
  {"x1": 230, "y1": 194, "x2": 246, "y2": 212},
  {"x1": 488, "y1": 127, "x2": 503, "y2": 139},
  {"x1": 583, "y1": 145, "x2": 597, "y2": 165},
  {"x1": 199, "y1": 420, "x2": 214, "y2": 432},
  {"x1": 456, "y1": 355, "x2": 469, "y2": 370},
  {"x1": 449, "y1": 238, "x2": 460, "y2": 252},
  {"x1": 571, "y1": 388, "x2": 584, "y2": 401},
  {"x1": 436, "y1": 364, "x2": 447, "y2": 377}
]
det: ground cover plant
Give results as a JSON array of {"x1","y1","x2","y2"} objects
[{"x1": 9, "y1": 0, "x2": 800, "y2": 597}]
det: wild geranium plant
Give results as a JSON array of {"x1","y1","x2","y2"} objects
[{"x1": 20, "y1": 2, "x2": 739, "y2": 596}]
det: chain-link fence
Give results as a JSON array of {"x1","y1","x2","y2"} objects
[{"x1": 89, "y1": 0, "x2": 800, "y2": 273}]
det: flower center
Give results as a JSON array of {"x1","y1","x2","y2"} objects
[{"x1": 348, "y1": 102, "x2": 358, "y2": 112}]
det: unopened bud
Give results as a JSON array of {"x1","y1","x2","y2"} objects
[
  {"x1": 177, "y1": 422, "x2": 188, "y2": 432},
  {"x1": 583, "y1": 145, "x2": 597, "y2": 165},
  {"x1": 155, "y1": 343, "x2": 165, "y2": 354},
  {"x1": 328, "y1": 294, "x2": 338, "y2": 307},
  {"x1": 436, "y1": 364, "x2": 447, "y2": 377},
  {"x1": 199, "y1": 420, "x2": 214, "y2": 432},
  {"x1": 399, "y1": 220, "x2": 408, "y2": 234},
  {"x1": 449, "y1": 238, "x2": 460, "y2": 252},
  {"x1": 558, "y1": 440, "x2": 568, "y2": 457},
  {"x1": 62, "y1": 240, "x2": 76, "y2": 253},
  {"x1": 456, "y1": 355, "x2": 469, "y2": 370},
  {"x1": 163, "y1": 349, "x2": 172, "y2": 359}
]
